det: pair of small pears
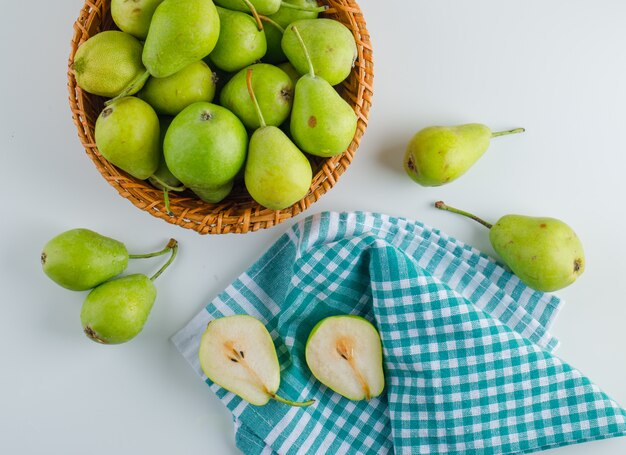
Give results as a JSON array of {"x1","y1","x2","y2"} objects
[
  {"x1": 403, "y1": 124, "x2": 585, "y2": 292},
  {"x1": 41, "y1": 229, "x2": 178, "y2": 344},
  {"x1": 198, "y1": 314, "x2": 384, "y2": 406}
]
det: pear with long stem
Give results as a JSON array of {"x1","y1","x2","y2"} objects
[
  {"x1": 81, "y1": 239, "x2": 179, "y2": 344},
  {"x1": 435, "y1": 201, "x2": 585, "y2": 292},
  {"x1": 199, "y1": 315, "x2": 315, "y2": 407},
  {"x1": 244, "y1": 67, "x2": 312, "y2": 210},
  {"x1": 42, "y1": 230, "x2": 175, "y2": 291},
  {"x1": 404, "y1": 125, "x2": 525, "y2": 187},
  {"x1": 288, "y1": 25, "x2": 357, "y2": 157}
]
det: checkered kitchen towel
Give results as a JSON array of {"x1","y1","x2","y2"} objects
[{"x1": 172, "y1": 212, "x2": 626, "y2": 454}]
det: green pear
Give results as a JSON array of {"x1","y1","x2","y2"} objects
[
  {"x1": 198, "y1": 315, "x2": 314, "y2": 406},
  {"x1": 289, "y1": 26, "x2": 357, "y2": 157},
  {"x1": 306, "y1": 316, "x2": 385, "y2": 401},
  {"x1": 111, "y1": 0, "x2": 165, "y2": 40},
  {"x1": 41, "y1": 229, "x2": 128, "y2": 291},
  {"x1": 267, "y1": 0, "x2": 326, "y2": 28},
  {"x1": 42, "y1": 232, "x2": 180, "y2": 292},
  {"x1": 404, "y1": 124, "x2": 525, "y2": 187},
  {"x1": 209, "y1": 7, "x2": 267, "y2": 73},
  {"x1": 282, "y1": 19, "x2": 357, "y2": 86},
  {"x1": 72, "y1": 31, "x2": 147, "y2": 97},
  {"x1": 277, "y1": 62, "x2": 300, "y2": 85},
  {"x1": 95, "y1": 97, "x2": 160, "y2": 180},
  {"x1": 143, "y1": 0, "x2": 220, "y2": 78},
  {"x1": 139, "y1": 61, "x2": 217, "y2": 116},
  {"x1": 81, "y1": 240, "x2": 178, "y2": 344},
  {"x1": 243, "y1": 69, "x2": 312, "y2": 210},
  {"x1": 435, "y1": 202, "x2": 585, "y2": 292},
  {"x1": 220, "y1": 63, "x2": 294, "y2": 129},
  {"x1": 164, "y1": 102, "x2": 248, "y2": 203}
]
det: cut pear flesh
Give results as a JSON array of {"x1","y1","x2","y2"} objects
[
  {"x1": 305, "y1": 316, "x2": 385, "y2": 401},
  {"x1": 198, "y1": 315, "x2": 314, "y2": 407}
]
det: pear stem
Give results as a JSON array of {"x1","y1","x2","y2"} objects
[
  {"x1": 280, "y1": 1, "x2": 328, "y2": 13},
  {"x1": 491, "y1": 127, "x2": 525, "y2": 138},
  {"x1": 241, "y1": 0, "x2": 264, "y2": 30},
  {"x1": 149, "y1": 239, "x2": 178, "y2": 281},
  {"x1": 149, "y1": 174, "x2": 186, "y2": 217},
  {"x1": 259, "y1": 15, "x2": 285, "y2": 33},
  {"x1": 271, "y1": 393, "x2": 315, "y2": 407},
  {"x1": 129, "y1": 239, "x2": 176, "y2": 259},
  {"x1": 435, "y1": 201, "x2": 493, "y2": 230},
  {"x1": 104, "y1": 70, "x2": 150, "y2": 106},
  {"x1": 246, "y1": 68, "x2": 267, "y2": 128},
  {"x1": 291, "y1": 25, "x2": 315, "y2": 78}
]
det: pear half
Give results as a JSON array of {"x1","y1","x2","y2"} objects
[
  {"x1": 198, "y1": 315, "x2": 314, "y2": 407},
  {"x1": 305, "y1": 316, "x2": 385, "y2": 401}
]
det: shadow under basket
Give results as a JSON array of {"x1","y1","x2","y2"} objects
[{"x1": 68, "y1": 0, "x2": 374, "y2": 234}]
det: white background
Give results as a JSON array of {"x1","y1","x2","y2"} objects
[{"x1": 1, "y1": 0, "x2": 625, "y2": 453}]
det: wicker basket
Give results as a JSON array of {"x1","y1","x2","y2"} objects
[{"x1": 68, "y1": 0, "x2": 374, "y2": 234}]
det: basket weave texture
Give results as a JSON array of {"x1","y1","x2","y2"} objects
[{"x1": 68, "y1": 0, "x2": 374, "y2": 234}]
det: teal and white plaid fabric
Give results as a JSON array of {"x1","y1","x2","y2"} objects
[{"x1": 172, "y1": 212, "x2": 626, "y2": 454}]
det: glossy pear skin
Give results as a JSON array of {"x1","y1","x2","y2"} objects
[
  {"x1": 81, "y1": 274, "x2": 156, "y2": 344},
  {"x1": 291, "y1": 75, "x2": 357, "y2": 157},
  {"x1": 221, "y1": 64, "x2": 294, "y2": 129},
  {"x1": 143, "y1": 0, "x2": 220, "y2": 77},
  {"x1": 111, "y1": 0, "x2": 165, "y2": 40},
  {"x1": 41, "y1": 229, "x2": 128, "y2": 291},
  {"x1": 214, "y1": 0, "x2": 280, "y2": 15},
  {"x1": 245, "y1": 126, "x2": 312, "y2": 210},
  {"x1": 404, "y1": 124, "x2": 492, "y2": 187},
  {"x1": 164, "y1": 102, "x2": 247, "y2": 202},
  {"x1": 282, "y1": 19, "x2": 357, "y2": 86},
  {"x1": 209, "y1": 8, "x2": 267, "y2": 73},
  {"x1": 139, "y1": 61, "x2": 217, "y2": 116},
  {"x1": 95, "y1": 97, "x2": 160, "y2": 180},
  {"x1": 490, "y1": 215, "x2": 585, "y2": 292},
  {"x1": 73, "y1": 31, "x2": 146, "y2": 97}
]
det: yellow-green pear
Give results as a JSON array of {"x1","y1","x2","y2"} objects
[
  {"x1": 209, "y1": 7, "x2": 267, "y2": 73},
  {"x1": 282, "y1": 19, "x2": 357, "y2": 86},
  {"x1": 243, "y1": 69, "x2": 312, "y2": 210},
  {"x1": 95, "y1": 97, "x2": 160, "y2": 180},
  {"x1": 143, "y1": 0, "x2": 220, "y2": 78},
  {"x1": 199, "y1": 315, "x2": 314, "y2": 406},
  {"x1": 435, "y1": 202, "x2": 585, "y2": 292},
  {"x1": 72, "y1": 31, "x2": 146, "y2": 97},
  {"x1": 41, "y1": 229, "x2": 128, "y2": 291},
  {"x1": 288, "y1": 26, "x2": 357, "y2": 157},
  {"x1": 220, "y1": 63, "x2": 294, "y2": 129},
  {"x1": 139, "y1": 61, "x2": 217, "y2": 116},
  {"x1": 111, "y1": 0, "x2": 165, "y2": 40},
  {"x1": 404, "y1": 124, "x2": 525, "y2": 187},
  {"x1": 306, "y1": 316, "x2": 385, "y2": 401},
  {"x1": 42, "y1": 232, "x2": 179, "y2": 292}
]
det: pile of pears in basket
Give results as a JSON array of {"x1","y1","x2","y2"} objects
[{"x1": 73, "y1": 0, "x2": 359, "y2": 212}]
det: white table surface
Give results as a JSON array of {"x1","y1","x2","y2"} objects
[{"x1": 1, "y1": 1, "x2": 625, "y2": 453}]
